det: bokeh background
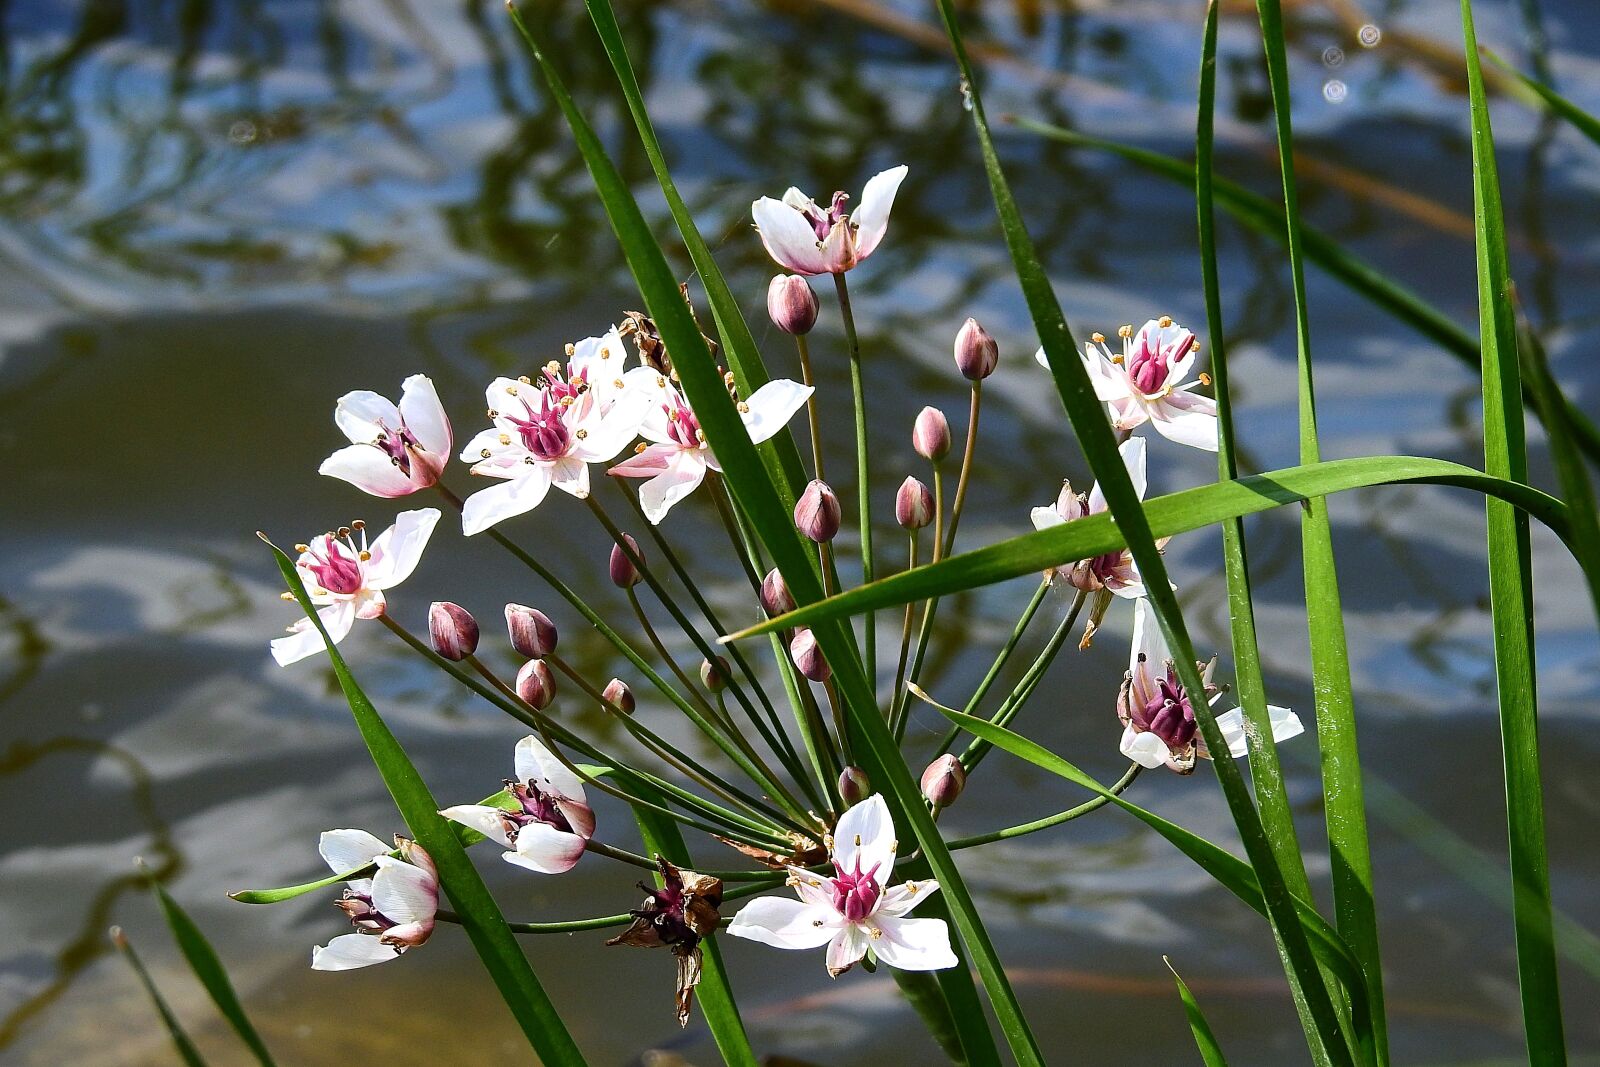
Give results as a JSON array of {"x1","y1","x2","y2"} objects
[{"x1": 2, "y1": 0, "x2": 1598, "y2": 1062}]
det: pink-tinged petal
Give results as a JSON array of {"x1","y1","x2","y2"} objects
[
  {"x1": 851, "y1": 164, "x2": 908, "y2": 261},
  {"x1": 371, "y1": 857, "x2": 438, "y2": 924},
  {"x1": 871, "y1": 915, "x2": 958, "y2": 971},
  {"x1": 334, "y1": 390, "x2": 400, "y2": 444},
  {"x1": 1029, "y1": 506, "x2": 1066, "y2": 532},
  {"x1": 483, "y1": 375, "x2": 529, "y2": 414},
  {"x1": 352, "y1": 588, "x2": 386, "y2": 621},
  {"x1": 1108, "y1": 396, "x2": 1150, "y2": 432},
  {"x1": 461, "y1": 468, "x2": 552, "y2": 536},
  {"x1": 1120, "y1": 723, "x2": 1172, "y2": 769},
  {"x1": 1106, "y1": 569, "x2": 1147, "y2": 599},
  {"x1": 362, "y1": 508, "x2": 440, "y2": 590},
  {"x1": 781, "y1": 187, "x2": 813, "y2": 210},
  {"x1": 1087, "y1": 435, "x2": 1148, "y2": 514},
  {"x1": 319, "y1": 829, "x2": 390, "y2": 876},
  {"x1": 786, "y1": 867, "x2": 835, "y2": 910},
  {"x1": 319, "y1": 444, "x2": 418, "y2": 498},
  {"x1": 826, "y1": 924, "x2": 870, "y2": 976},
  {"x1": 439, "y1": 804, "x2": 514, "y2": 848},
  {"x1": 312, "y1": 933, "x2": 400, "y2": 971},
  {"x1": 609, "y1": 443, "x2": 679, "y2": 479},
  {"x1": 271, "y1": 600, "x2": 356, "y2": 666},
  {"x1": 877, "y1": 878, "x2": 940, "y2": 918},
  {"x1": 752, "y1": 196, "x2": 830, "y2": 275},
  {"x1": 460, "y1": 427, "x2": 512, "y2": 465},
  {"x1": 555, "y1": 797, "x2": 596, "y2": 842},
  {"x1": 514, "y1": 736, "x2": 586, "y2": 804},
  {"x1": 727, "y1": 897, "x2": 838, "y2": 950},
  {"x1": 504, "y1": 823, "x2": 587, "y2": 874},
  {"x1": 1076, "y1": 345, "x2": 1132, "y2": 401},
  {"x1": 398, "y1": 374, "x2": 452, "y2": 458},
  {"x1": 548, "y1": 455, "x2": 590, "y2": 499},
  {"x1": 739, "y1": 379, "x2": 813, "y2": 444},
  {"x1": 379, "y1": 920, "x2": 434, "y2": 950},
  {"x1": 1129, "y1": 597, "x2": 1170, "y2": 688},
  {"x1": 634, "y1": 450, "x2": 708, "y2": 524},
  {"x1": 568, "y1": 328, "x2": 630, "y2": 402},
  {"x1": 572, "y1": 389, "x2": 650, "y2": 462},
  {"x1": 1151, "y1": 391, "x2": 1218, "y2": 451},
  {"x1": 833, "y1": 794, "x2": 896, "y2": 885},
  {"x1": 818, "y1": 220, "x2": 853, "y2": 274}
]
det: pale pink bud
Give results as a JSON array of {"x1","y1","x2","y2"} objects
[
  {"x1": 954, "y1": 317, "x2": 999, "y2": 380},
  {"x1": 920, "y1": 754, "x2": 966, "y2": 809},
  {"x1": 789, "y1": 627, "x2": 830, "y2": 681},
  {"x1": 603, "y1": 677, "x2": 635, "y2": 714},
  {"x1": 837, "y1": 766, "x2": 871, "y2": 806},
  {"x1": 428, "y1": 602, "x2": 479, "y2": 661},
  {"x1": 794, "y1": 479, "x2": 841, "y2": 543},
  {"x1": 515, "y1": 658, "x2": 557, "y2": 710},
  {"x1": 700, "y1": 656, "x2": 730, "y2": 692},
  {"x1": 895, "y1": 476, "x2": 934, "y2": 530},
  {"x1": 760, "y1": 568, "x2": 795, "y2": 618},
  {"x1": 505, "y1": 604, "x2": 558, "y2": 659},
  {"x1": 767, "y1": 274, "x2": 819, "y2": 336},
  {"x1": 912, "y1": 406, "x2": 952, "y2": 462},
  {"x1": 609, "y1": 534, "x2": 644, "y2": 588}
]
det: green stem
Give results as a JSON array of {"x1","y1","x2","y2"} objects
[
  {"x1": 891, "y1": 532, "x2": 919, "y2": 717},
  {"x1": 942, "y1": 382, "x2": 982, "y2": 557},
  {"x1": 959, "y1": 588, "x2": 1085, "y2": 775},
  {"x1": 947, "y1": 763, "x2": 1141, "y2": 849},
  {"x1": 795, "y1": 332, "x2": 826, "y2": 482},
  {"x1": 833, "y1": 270, "x2": 876, "y2": 685},
  {"x1": 933, "y1": 577, "x2": 1052, "y2": 758}
]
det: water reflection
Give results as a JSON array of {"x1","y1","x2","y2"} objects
[{"x1": 2, "y1": 0, "x2": 1598, "y2": 1062}]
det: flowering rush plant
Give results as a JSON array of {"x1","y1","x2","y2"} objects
[{"x1": 196, "y1": 1, "x2": 1594, "y2": 1062}]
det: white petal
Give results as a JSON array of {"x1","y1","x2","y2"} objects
[
  {"x1": 334, "y1": 390, "x2": 400, "y2": 444},
  {"x1": 371, "y1": 857, "x2": 438, "y2": 924},
  {"x1": 727, "y1": 897, "x2": 838, "y2": 950},
  {"x1": 572, "y1": 389, "x2": 649, "y2": 461},
  {"x1": 833, "y1": 794, "x2": 896, "y2": 884},
  {"x1": 827, "y1": 924, "x2": 870, "y2": 975},
  {"x1": 271, "y1": 601, "x2": 356, "y2": 666},
  {"x1": 548, "y1": 455, "x2": 591, "y2": 499},
  {"x1": 1151, "y1": 392, "x2": 1218, "y2": 451},
  {"x1": 1030, "y1": 505, "x2": 1067, "y2": 531},
  {"x1": 752, "y1": 196, "x2": 830, "y2": 276},
  {"x1": 439, "y1": 804, "x2": 514, "y2": 848},
  {"x1": 850, "y1": 165, "x2": 908, "y2": 261},
  {"x1": 362, "y1": 508, "x2": 440, "y2": 590},
  {"x1": 871, "y1": 915, "x2": 958, "y2": 971},
  {"x1": 319, "y1": 829, "x2": 390, "y2": 876},
  {"x1": 1129, "y1": 598, "x2": 1170, "y2": 686},
  {"x1": 636, "y1": 450, "x2": 708, "y2": 524},
  {"x1": 319, "y1": 444, "x2": 416, "y2": 498},
  {"x1": 312, "y1": 933, "x2": 400, "y2": 971},
  {"x1": 398, "y1": 374, "x2": 452, "y2": 457},
  {"x1": 739, "y1": 379, "x2": 813, "y2": 444},
  {"x1": 513, "y1": 735, "x2": 586, "y2": 804},
  {"x1": 504, "y1": 823, "x2": 587, "y2": 875},
  {"x1": 1120, "y1": 724, "x2": 1173, "y2": 769},
  {"x1": 877, "y1": 879, "x2": 940, "y2": 918},
  {"x1": 461, "y1": 469, "x2": 552, "y2": 535}
]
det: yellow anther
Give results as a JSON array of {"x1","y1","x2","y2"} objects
[
  {"x1": 506, "y1": 385, "x2": 518, "y2": 396},
  {"x1": 358, "y1": 550, "x2": 371, "y2": 561},
  {"x1": 1158, "y1": 315, "x2": 1173, "y2": 328},
  {"x1": 480, "y1": 449, "x2": 491, "y2": 459},
  {"x1": 337, "y1": 526, "x2": 351, "y2": 538},
  {"x1": 498, "y1": 433, "x2": 511, "y2": 446},
  {"x1": 599, "y1": 345, "x2": 612, "y2": 360},
  {"x1": 351, "y1": 520, "x2": 365, "y2": 530},
  {"x1": 517, "y1": 375, "x2": 531, "y2": 385},
  {"x1": 1198, "y1": 372, "x2": 1213, "y2": 386},
  {"x1": 294, "y1": 543, "x2": 310, "y2": 553},
  {"x1": 546, "y1": 361, "x2": 562, "y2": 375},
  {"x1": 613, "y1": 378, "x2": 624, "y2": 389},
  {"x1": 575, "y1": 429, "x2": 588, "y2": 439},
  {"x1": 280, "y1": 591, "x2": 295, "y2": 600},
  {"x1": 634, "y1": 443, "x2": 647, "y2": 455},
  {"x1": 656, "y1": 376, "x2": 668, "y2": 389},
  {"x1": 1091, "y1": 332, "x2": 1105, "y2": 344},
  {"x1": 853, "y1": 834, "x2": 862, "y2": 847},
  {"x1": 1118, "y1": 324, "x2": 1133, "y2": 338},
  {"x1": 737, "y1": 402, "x2": 750, "y2": 414},
  {"x1": 486, "y1": 408, "x2": 498, "y2": 419},
  {"x1": 564, "y1": 343, "x2": 576, "y2": 357}
]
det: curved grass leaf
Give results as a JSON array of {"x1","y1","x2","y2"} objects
[
  {"x1": 268, "y1": 540, "x2": 587, "y2": 1066},
  {"x1": 1166, "y1": 957, "x2": 1229, "y2": 1067},
  {"x1": 1251, "y1": 0, "x2": 1386, "y2": 1055},
  {"x1": 1459, "y1": 4, "x2": 1567, "y2": 1059},
  {"x1": 1483, "y1": 49, "x2": 1600, "y2": 150},
  {"x1": 112, "y1": 927, "x2": 208, "y2": 1067},
  {"x1": 151, "y1": 882, "x2": 276, "y2": 1066},
  {"x1": 1007, "y1": 118, "x2": 1600, "y2": 467},
  {"x1": 503, "y1": 6, "x2": 1027, "y2": 1060},
  {"x1": 928, "y1": 1, "x2": 1354, "y2": 1060},
  {"x1": 730, "y1": 457, "x2": 1574, "y2": 636}
]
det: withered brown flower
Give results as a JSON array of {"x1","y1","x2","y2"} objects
[{"x1": 607, "y1": 856, "x2": 724, "y2": 1027}]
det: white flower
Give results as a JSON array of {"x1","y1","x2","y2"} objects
[
  {"x1": 311, "y1": 830, "x2": 438, "y2": 971},
  {"x1": 751, "y1": 166, "x2": 908, "y2": 276},
  {"x1": 1029, "y1": 436, "x2": 1158, "y2": 598},
  {"x1": 1117, "y1": 599, "x2": 1303, "y2": 772},
  {"x1": 271, "y1": 509, "x2": 441, "y2": 666},
  {"x1": 439, "y1": 736, "x2": 595, "y2": 875},
  {"x1": 1038, "y1": 318, "x2": 1218, "y2": 450},
  {"x1": 319, "y1": 375, "x2": 453, "y2": 497},
  {"x1": 727, "y1": 794, "x2": 957, "y2": 977},
  {"x1": 459, "y1": 328, "x2": 653, "y2": 536},
  {"x1": 608, "y1": 375, "x2": 812, "y2": 524}
]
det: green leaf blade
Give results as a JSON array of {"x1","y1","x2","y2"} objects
[
  {"x1": 151, "y1": 882, "x2": 277, "y2": 1066},
  {"x1": 1167, "y1": 957, "x2": 1230, "y2": 1067}
]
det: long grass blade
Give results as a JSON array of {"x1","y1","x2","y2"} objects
[
  {"x1": 1459, "y1": 3, "x2": 1567, "y2": 1058},
  {"x1": 1483, "y1": 49, "x2": 1600, "y2": 150},
  {"x1": 151, "y1": 881, "x2": 276, "y2": 1066},
  {"x1": 503, "y1": 6, "x2": 1026, "y2": 1060},
  {"x1": 1251, "y1": 0, "x2": 1386, "y2": 1055},
  {"x1": 929, "y1": 1, "x2": 1354, "y2": 1061},
  {"x1": 111, "y1": 927, "x2": 209, "y2": 1067},
  {"x1": 729, "y1": 456, "x2": 1576, "y2": 636},
  {"x1": 268, "y1": 539, "x2": 587, "y2": 1066},
  {"x1": 1166, "y1": 957, "x2": 1230, "y2": 1067}
]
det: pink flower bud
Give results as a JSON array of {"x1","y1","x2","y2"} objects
[
  {"x1": 794, "y1": 479, "x2": 841, "y2": 543},
  {"x1": 609, "y1": 534, "x2": 644, "y2": 588},
  {"x1": 789, "y1": 627, "x2": 830, "y2": 681},
  {"x1": 603, "y1": 677, "x2": 635, "y2": 715},
  {"x1": 912, "y1": 406, "x2": 952, "y2": 462},
  {"x1": 700, "y1": 656, "x2": 730, "y2": 692},
  {"x1": 767, "y1": 274, "x2": 819, "y2": 336},
  {"x1": 505, "y1": 604, "x2": 558, "y2": 659},
  {"x1": 954, "y1": 317, "x2": 999, "y2": 380},
  {"x1": 516, "y1": 658, "x2": 557, "y2": 710},
  {"x1": 428, "y1": 602, "x2": 479, "y2": 661},
  {"x1": 760, "y1": 568, "x2": 795, "y2": 618},
  {"x1": 837, "y1": 766, "x2": 871, "y2": 806},
  {"x1": 895, "y1": 476, "x2": 934, "y2": 530},
  {"x1": 920, "y1": 754, "x2": 966, "y2": 809}
]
